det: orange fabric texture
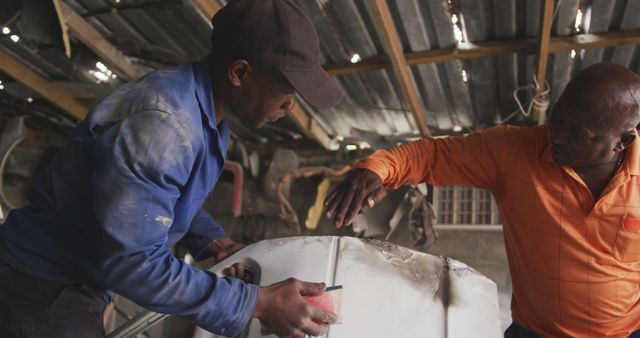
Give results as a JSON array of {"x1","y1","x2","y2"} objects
[{"x1": 357, "y1": 125, "x2": 640, "y2": 337}]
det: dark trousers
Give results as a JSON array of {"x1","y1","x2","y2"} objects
[
  {"x1": 505, "y1": 323, "x2": 640, "y2": 338},
  {"x1": 0, "y1": 260, "x2": 108, "y2": 338}
]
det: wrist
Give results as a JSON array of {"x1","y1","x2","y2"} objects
[
  {"x1": 252, "y1": 287, "x2": 266, "y2": 319},
  {"x1": 208, "y1": 238, "x2": 229, "y2": 252},
  {"x1": 252, "y1": 287, "x2": 265, "y2": 319},
  {"x1": 355, "y1": 163, "x2": 386, "y2": 184}
]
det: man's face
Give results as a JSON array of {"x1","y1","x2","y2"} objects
[
  {"x1": 548, "y1": 95, "x2": 619, "y2": 168},
  {"x1": 230, "y1": 67, "x2": 296, "y2": 129}
]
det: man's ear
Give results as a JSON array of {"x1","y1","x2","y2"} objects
[
  {"x1": 616, "y1": 130, "x2": 636, "y2": 152},
  {"x1": 228, "y1": 59, "x2": 251, "y2": 87}
]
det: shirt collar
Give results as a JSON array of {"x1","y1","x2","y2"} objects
[
  {"x1": 540, "y1": 125, "x2": 640, "y2": 175},
  {"x1": 625, "y1": 130, "x2": 640, "y2": 176},
  {"x1": 193, "y1": 58, "x2": 231, "y2": 153},
  {"x1": 193, "y1": 58, "x2": 217, "y2": 130},
  {"x1": 540, "y1": 125, "x2": 555, "y2": 164}
]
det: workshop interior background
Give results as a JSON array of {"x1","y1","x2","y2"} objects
[{"x1": 0, "y1": 0, "x2": 639, "y2": 336}]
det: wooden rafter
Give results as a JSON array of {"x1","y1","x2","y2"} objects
[
  {"x1": 549, "y1": 29, "x2": 640, "y2": 52},
  {"x1": 288, "y1": 101, "x2": 336, "y2": 151},
  {"x1": 535, "y1": 0, "x2": 555, "y2": 124},
  {"x1": 192, "y1": 0, "x2": 221, "y2": 20},
  {"x1": 0, "y1": 50, "x2": 88, "y2": 120},
  {"x1": 368, "y1": 0, "x2": 430, "y2": 137},
  {"x1": 56, "y1": 1, "x2": 145, "y2": 81},
  {"x1": 4, "y1": 82, "x2": 112, "y2": 100},
  {"x1": 323, "y1": 29, "x2": 640, "y2": 76}
]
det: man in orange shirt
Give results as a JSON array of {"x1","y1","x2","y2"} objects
[{"x1": 324, "y1": 63, "x2": 640, "y2": 338}]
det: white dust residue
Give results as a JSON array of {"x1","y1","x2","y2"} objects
[{"x1": 155, "y1": 215, "x2": 173, "y2": 227}]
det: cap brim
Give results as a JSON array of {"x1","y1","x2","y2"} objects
[{"x1": 281, "y1": 66, "x2": 344, "y2": 109}]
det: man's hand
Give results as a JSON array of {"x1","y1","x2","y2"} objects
[
  {"x1": 207, "y1": 238, "x2": 248, "y2": 279},
  {"x1": 208, "y1": 238, "x2": 245, "y2": 263},
  {"x1": 207, "y1": 239, "x2": 255, "y2": 282},
  {"x1": 324, "y1": 168, "x2": 387, "y2": 228},
  {"x1": 254, "y1": 278, "x2": 337, "y2": 338}
]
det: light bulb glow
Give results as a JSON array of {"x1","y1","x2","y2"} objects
[{"x1": 345, "y1": 144, "x2": 358, "y2": 151}]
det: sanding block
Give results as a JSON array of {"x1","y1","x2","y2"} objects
[
  {"x1": 304, "y1": 285, "x2": 343, "y2": 325},
  {"x1": 261, "y1": 285, "x2": 343, "y2": 335}
]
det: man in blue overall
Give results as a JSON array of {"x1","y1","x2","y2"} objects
[{"x1": 0, "y1": 0, "x2": 343, "y2": 337}]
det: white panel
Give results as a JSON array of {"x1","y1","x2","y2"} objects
[{"x1": 195, "y1": 236, "x2": 501, "y2": 338}]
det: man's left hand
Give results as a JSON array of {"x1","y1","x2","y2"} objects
[
  {"x1": 207, "y1": 238, "x2": 250, "y2": 280},
  {"x1": 207, "y1": 238, "x2": 245, "y2": 263}
]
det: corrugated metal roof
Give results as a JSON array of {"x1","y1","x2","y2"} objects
[
  {"x1": 1, "y1": 0, "x2": 639, "y2": 145},
  {"x1": 308, "y1": 0, "x2": 639, "y2": 139}
]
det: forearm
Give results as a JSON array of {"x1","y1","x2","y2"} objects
[
  {"x1": 356, "y1": 139, "x2": 437, "y2": 189},
  {"x1": 357, "y1": 131, "x2": 502, "y2": 191},
  {"x1": 99, "y1": 246, "x2": 258, "y2": 336},
  {"x1": 183, "y1": 209, "x2": 227, "y2": 261}
]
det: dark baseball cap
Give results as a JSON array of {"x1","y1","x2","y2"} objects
[{"x1": 211, "y1": 0, "x2": 343, "y2": 109}]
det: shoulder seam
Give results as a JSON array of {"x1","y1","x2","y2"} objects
[{"x1": 132, "y1": 108, "x2": 196, "y2": 155}]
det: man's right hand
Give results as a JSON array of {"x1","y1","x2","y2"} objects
[
  {"x1": 323, "y1": 168, "x2": 387, "y2": 228},
  {"x1": 253, "y1": 278, "x2": 337, "y2": 338}
]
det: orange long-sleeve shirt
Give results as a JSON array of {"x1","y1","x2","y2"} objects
[{"x1": 357, "y1": 125, "x2": 640, "y2": 337}]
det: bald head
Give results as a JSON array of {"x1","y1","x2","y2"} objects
[
  {"x1": 549, "y1": 63, "x2": 640, "y2": 168},
  {"x1": 556, "y1": 62, "x2": 640, "y2": 132}
]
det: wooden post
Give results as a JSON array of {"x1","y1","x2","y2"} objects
[{"x1": 534, "y1": 0, "x2": 555, "y2": 125}]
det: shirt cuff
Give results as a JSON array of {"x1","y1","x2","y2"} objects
[
  {"x1": 182, "y1": 227, "x2": 226, "y2": 261},
  {"x1": 356, "y1": 153, "x2": 390, "y2": 184},
  {"x1": 212, "y1": 278, "x2": 260, "y2": 337}
]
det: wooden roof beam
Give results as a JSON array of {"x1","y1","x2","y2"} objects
[
  {"x1": 324, "y1": 29, "x2": 640, "y2": 76},
  {"x1": 534, "y1": 0, "x2": 555, "y2": 125},
  {"x1": 55, "y1": 1, "x2": 145, "y2": 81},
  {"x1": 0, "y1": 49, "x2": 88, "y2": 120},
  {"x1": 368, "y1": 0, "x2": 431, "y2": 137},
  {"x1": 549, "y1": 29, "x2": 640, "y2": 52},
  {"x1": 192, "y1": 0, "x2": 221, "y2": 21},
  {"x1": 288, "y1": 101, "x2": 336, "y2": 151}
]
